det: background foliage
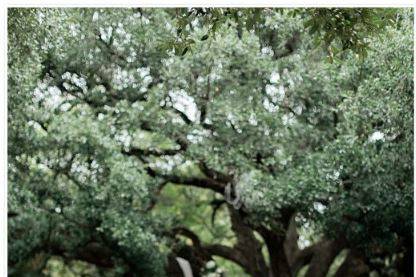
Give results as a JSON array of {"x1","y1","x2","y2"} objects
[{"x1": 8, "y1": 8, "x2": 413, "y2": 277}]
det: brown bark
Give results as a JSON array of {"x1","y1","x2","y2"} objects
[
  {"x1": 171, "y1": 226, "x2": 248, "y2": 275},
  {"x1": 204, "y1": 244, "x2": 247, "y2": 269},
  {"x1": 228, "y1": 207, "x2": 269, "y2": 277},
  {"x1": 284, "y1": 215, "x2": 299, "y2": 267},
  {"x1": 256, "y1": 226, "x2": 292, "y2": 277},
  {"x1": 305, "y1": 239, "x2": 345, "y2": 277},
  {"x1": 165, "y1": 255, "x2": 185, "y2": 277},
  {"x1": 290, "y1": 240, "x2": 326, "y2": 276},
  {"x1": 334, "y1": 250, "x2": 369, "y2": 277},
  {"x1": 266, "y1": 235, "x2": 292, "y2": 277}
]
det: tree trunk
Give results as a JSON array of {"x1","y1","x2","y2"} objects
[
  {"x1": 256, "y1": 226, "x2": 292, "y2": 277},
  {"x1": 267, "y1": 238, "x2": 292, "y2": 277},
  {"x1": 402, "y1": 236, "x2": 414, "y2": 277},
  {"x1": 228, "y1": 207, "x2": 269, "y2": 277},
  {"x1": 305, "y1": 240, "x2": 344, "y2": 277},
  {"x1": 334, "y1": 250, "x2": 369, "y2": 277},
  {"x1": 284, "y1": 215, "x2": 299, "y2": 266}
]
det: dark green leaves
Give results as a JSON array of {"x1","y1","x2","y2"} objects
[{"x1": 200, "y1": 34, "x2": 209, "y2": 41}]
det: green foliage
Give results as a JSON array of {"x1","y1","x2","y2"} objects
[
  {"x1": 316, "y1": 15, "x2": 413, "y2": 252},
  {"x1": 302, "y1": 8, "x2": 398, "y2": 61},
  {"x1": 8, "y1": 7, "x2": 413, "y2": 276},
  {"x1": 172, "y1": 8, "x2": 398, "y2": 60}
]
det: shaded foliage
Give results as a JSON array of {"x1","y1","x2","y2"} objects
[{"x1": 8, "y1": 7, "x2": 413, "y2": 277}]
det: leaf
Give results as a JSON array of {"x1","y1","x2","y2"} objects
[
  {"x1": 309, "y1": 24, "x2": 319, "y2": 35},
  {"x1": 186, "y1": 39, "x2": 195, "y2": 44},
  {"x1": 201, "y1": 34, "x2": 209, "y2": 41},
  {"x1": 181, "y1": 47, "x2": 189, "y2": 56}
]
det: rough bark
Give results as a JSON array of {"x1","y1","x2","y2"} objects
[
  {"x1": 171, "y1": 226, "x2": 248, "y2": 275},
  {"x1": 284, "y1": 215, "x2": 299, "y2": 267},
  {"x1": 256, "y1": 226, "x2": 292, "y2": 277},
  {"x1": 228, "y1": 207, "x2": 269, "y2": 277},
  {"x1": 204, "y1": 244, "x2": 247, "y2": 269},
  {"x1": 305, "y1": 239, "x2": 345, "y2": 277},
  {"x1": 334, "y1": 250, "x2": 369, "y2": 277},
  {"x1": 290, "y1": 240, "x2": 325, "y2": 276},
  {"x1": 166, "y1": 255, "x2": 187, "y2": 277}
]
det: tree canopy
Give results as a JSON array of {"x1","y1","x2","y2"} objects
[{"x1": 8, "y1": 8, "x2": 413, "y2": 277}]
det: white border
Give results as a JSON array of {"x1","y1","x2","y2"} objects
[
  {"x1": 413, "y1": 5, "x2": 416, "y2": 274},
  {"x1": 0, "y1": 4, "x2": 7, "y2": 277},
  {"x1": 3, "y1": 0, "x2": 416, "y2": 7},
  {"x1": 0, "y1": 2, "x2": 415, "y2": 277}
]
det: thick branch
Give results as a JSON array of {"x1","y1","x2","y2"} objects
[
  {"x1": 172, "y1": 227, "x2": 248, "y2": 272},
  {"x1": 305, "y1": 239, "x2": 346, "y2": 277},
  {"x1": 198, "y1": 160, "x2": 233, "y2": 183},
  {"x1": 228, "y1": 207, "x2": 269, "y2": 277},
  {"x1": 124, "y1": 146, "x2": 183, "y2": 157},
  {"x1": 172, "y1": 227, "x2": 202, "y2": 247},
  {"x1": 161, "y1": 174, "x2": 225, "y2": 193},
  {"x1": 204, "y1": 244, "x2": 247, "y2": 269},
  {"x1": 334, "y1": 250, "x2": 369, "y2": 277},
  {"x1": 291, "y1": 240, "x2": 326, "y2": 276},
  {"x1": 256, "y1": 225, "x2": 292, "y2": 277},
  {"x1": 284, "y1": 215, "x2": 300, "y2": 266}
]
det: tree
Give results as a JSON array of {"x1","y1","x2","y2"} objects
[{"x1": 8, "y1": 8, "x2": 413, "y2": 277}]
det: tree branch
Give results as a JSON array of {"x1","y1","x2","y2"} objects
[
  {"x1": 305, "y1": 239, "x2": 346, "y2": 277},
  {"x1": 172, "y1": 227, "x2": 248, "y2": 270},
  {"x1": 198, "y1": 160, "x2": 233, "y2": 183},
  {"x1": 204, "y1": 244, "x2": 247, "y2": 269},
  {"x1": 172, "y1": 227, "x2": 202, "y2": 247},
  {"x1": 160, "y1": 174, "x2": 225, "y2": 193},
  {"x1": 124, "y1": 146, "x2": 183, "y2": 157},
  {"x1": 334, "y1": 250, "x2": 369, "y2": 277}
]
